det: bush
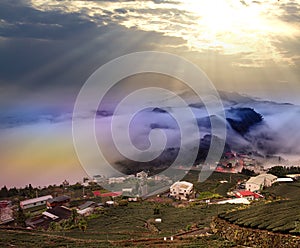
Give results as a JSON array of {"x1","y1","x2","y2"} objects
[{"x1": 118, "y1": 199, "x2": 128, "y2": 207}]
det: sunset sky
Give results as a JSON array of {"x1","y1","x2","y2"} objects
[{"x1": 0, "y1": 0, "x2": 300, "y2": 188}]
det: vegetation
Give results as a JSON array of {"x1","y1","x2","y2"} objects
[
  {"x1": 14, "y1": 207, "x2": 27, "y2": 227},
  {"x1": 197, "y1": 191, "x2": 222, "y2": 200},
  {"x1": 262, "y1": 181, "x2": 300, "y2": 200},
  {"x1": 184, "y1": 171, "x2": 248, "y2": 197},
  {"x1": 219, "y1": 199, "x2": 300, "y2": 235},
  {"x1": 267, "y1": 166, "x2": 300, "y2": 177},
  {"x1": 0, "y1": 229, "x2": 238, "y2": 247}
]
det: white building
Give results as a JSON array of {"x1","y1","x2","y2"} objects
[
  {"x1": 92, "y1": 175, "x2": 106, "y2": 184},
  {"x1": 217, "y1": 198, "x2": 250, "y2": 205},
  {"x1": 122, "y1": 188, "x2": 133, "y2": 195},
  {"x1": 170, "y1": 181, "x2": 193, "y2": 200},
  {"x1": 276, "y1": 178, "x2": 294, "y2": 183},
  {"x1": 246, "y1": 174, "x2": 277, "y2": 192},
  {"x1": 108, "y1": 177, "x2": 126, "y2": 184},
  {"x1": 20, "y1": 195, "x2": 53, "y2": 210}
]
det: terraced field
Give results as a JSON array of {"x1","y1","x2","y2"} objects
[
  {"x1": 1, "y1": 202, "x2": 236, "y2": 247},
  {"x1": 219, "y1": 199, "x2": 300, "y2": 235}
]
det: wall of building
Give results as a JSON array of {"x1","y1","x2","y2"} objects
[
  {"x1": 22, "y1": 200, "x2": 46, "y2": 209},
  {"x1": 245, "y1": 183, "x2": 260, "y2": 192}
]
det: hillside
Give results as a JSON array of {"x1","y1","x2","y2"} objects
[{"x1": 219, "y1": 199, "x2": 300, "y2": 235}]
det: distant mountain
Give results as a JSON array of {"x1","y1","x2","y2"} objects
[
  {"x1": 225, "y1": 107, "x2": 263, "y2": 135},
  {"x1": 113, "y1": 91, "x2": 300, "y2": 172}
]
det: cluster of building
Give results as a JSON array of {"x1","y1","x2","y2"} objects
[
  {"x1": 19, "y1": 194, "x2": 109, "y2": 229},
  {"x1": 1, "y1": 165, "x2": 298, "y2": 230},
  {"x1": 168, "y1": 172, "x2": 296, "y2": 205},
  {"x1": 215, "y1": 152, "x2": 263, "y2": 174},
  {"x1": 88, "y1": 171, "x2": 149, "y2": 186}
]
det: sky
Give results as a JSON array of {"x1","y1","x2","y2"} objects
[{"x1": 0, "y1": 0, "x2": 300, "y2": 188}]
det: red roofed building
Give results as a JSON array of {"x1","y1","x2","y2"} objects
[
  {"x1": 234, "y1": 190, "x2": 263, "y2": 201},
  {"x1": 93, "y1": 191, "x2": 122, "y2": 198}
]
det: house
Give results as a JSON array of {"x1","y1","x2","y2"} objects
[
  {"x1": 77, "y1": 201, "x2": 97, "y2": 216},
  {"x1": 246, "y1": 174, "x2": 277, "y2": 192},
  {"x1": 46, "y1": 195, "x2": 70, "y2": 208},
  {"x1": 217, "y1": 198, "x2": 250, "y2": 205},
  {"x1": 128, "y1": 197, "x2": 139, "y2": 202},
  {"x1": 77, "y1": 201, "x2": 97, "y2": 211},
  {"x1": 20, "y1": 195, "x2": 53, "y2": 210},
  {"x1": 0, "y1": 200, "x2": 14, "y2": 225},
  {"x1": 92, "y1": 175, "x2": 106, "y2": 184},
  {"x1": 276, "y1": 178, "x2": 294, "y2": 183},
  {"x1": 234, "y1": 190, "x2": 263, "y2": 201},
  {"x1": 153, "y1": 175, "x2": 169, "y2": 181},
  {"x1": 122, "y1": 188, "x2": 133, "y2": 195},
  {"x1": 108, "y1": 177, "x2": 126, "y2": 184},
  {"x1": 93, "y1": 191, "x2": 122, "y2": 198},
  {"x1": 286, "y1": 174, "x2": 300, "y2": 180},
  {"x1": 170, "y1": 181, "x2": 193, "y2": 200},
  {"x1": 45, "y1": 206, "x2": 71, "y2": 220},
  {"x1": 105, "y1": 200, "x2": 115, "y2": 207},
  {"x1": 136, "y1": 171, "x2": 148, "y2": 179},
  {"x1": 26, "y1": 206, "x2": 71, "y2": 229}
]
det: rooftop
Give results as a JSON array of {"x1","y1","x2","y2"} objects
[
  {"x1": 171, "y1": 181, "x2": 193, "y2": 189},
  {"x1": 78, "y1": 201, "x2": 96, "y2": 210},
  {"x1": 247, "y1": 174, "x2": 277, "y2": 185},
  {"x1": 235, "y1": 190, "x2": 263, "y2": 199},
  {"x1": 93, "y1": 191, "x2": 122, "y2": 197},
  {"x1": 47, "y1": 195, "x2": 70, "y2": 204},
  {"x1": 46, "y1": 206, "x2": 71, "y2": 220},
  {"x1": 20, "y1": 195, "x2": 53, "y2": 206}
]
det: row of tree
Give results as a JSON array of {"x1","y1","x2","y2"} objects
[{"x1": 268, "y1": 166, "x2": 300, "y2": 177}]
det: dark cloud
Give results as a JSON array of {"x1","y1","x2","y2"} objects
[
  {"x1": 0, "y1": 0, "x2": 185, "y2": 91},
  {"x1": 0, "y1": 0, "x2": 97, "y2": 39},
  {"x1": 279, "y1": 0, "x2": 300, "y2": 23}
]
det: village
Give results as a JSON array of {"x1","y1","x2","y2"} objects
[{"x1": 1, "y1": 152, "x2": 300, "y2": 246}]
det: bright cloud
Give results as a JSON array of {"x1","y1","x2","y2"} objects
[{"x1": 29, "y1": 0, "x2": 300, "y2": 67}]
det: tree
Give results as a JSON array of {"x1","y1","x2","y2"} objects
[
  {"x1": 153, "y1": 206, "x2": 160, "y2": 215},
  {"x1": 15, "y1": 207, "x2": 26, "y2": 227},
  {"x1": 70, "y1": 209, "x2": 79, "y2": 225},
  {"x1": 268, "y1": 166, "x2": 286, "y2": 177},
  {"x1": 118, "y1": 199, "x2": 128, "y2": 207},
  {"x1": 78, "y1": 219, "x2": 87, "y2": 232},
  {"x1": 8, "y1": 187, "x2": 19, "y2": 197},
  {"x1": 241, "y1": 168, "x2": 256, "y2": 176},
  {"x1": 0, "y1": 186, "x2": 8, "y2": 198}
]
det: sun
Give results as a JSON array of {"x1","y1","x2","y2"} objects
[
  {"x1": 183, "y1": 0, "x2": 264, "y2": 33},
  {"x1": 175, "y1": 0, "x2": 299, "y2": 65}
]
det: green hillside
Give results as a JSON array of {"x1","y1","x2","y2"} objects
[{"x1": 219, "y1": 199, "x2": 300, "y2": 235}]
